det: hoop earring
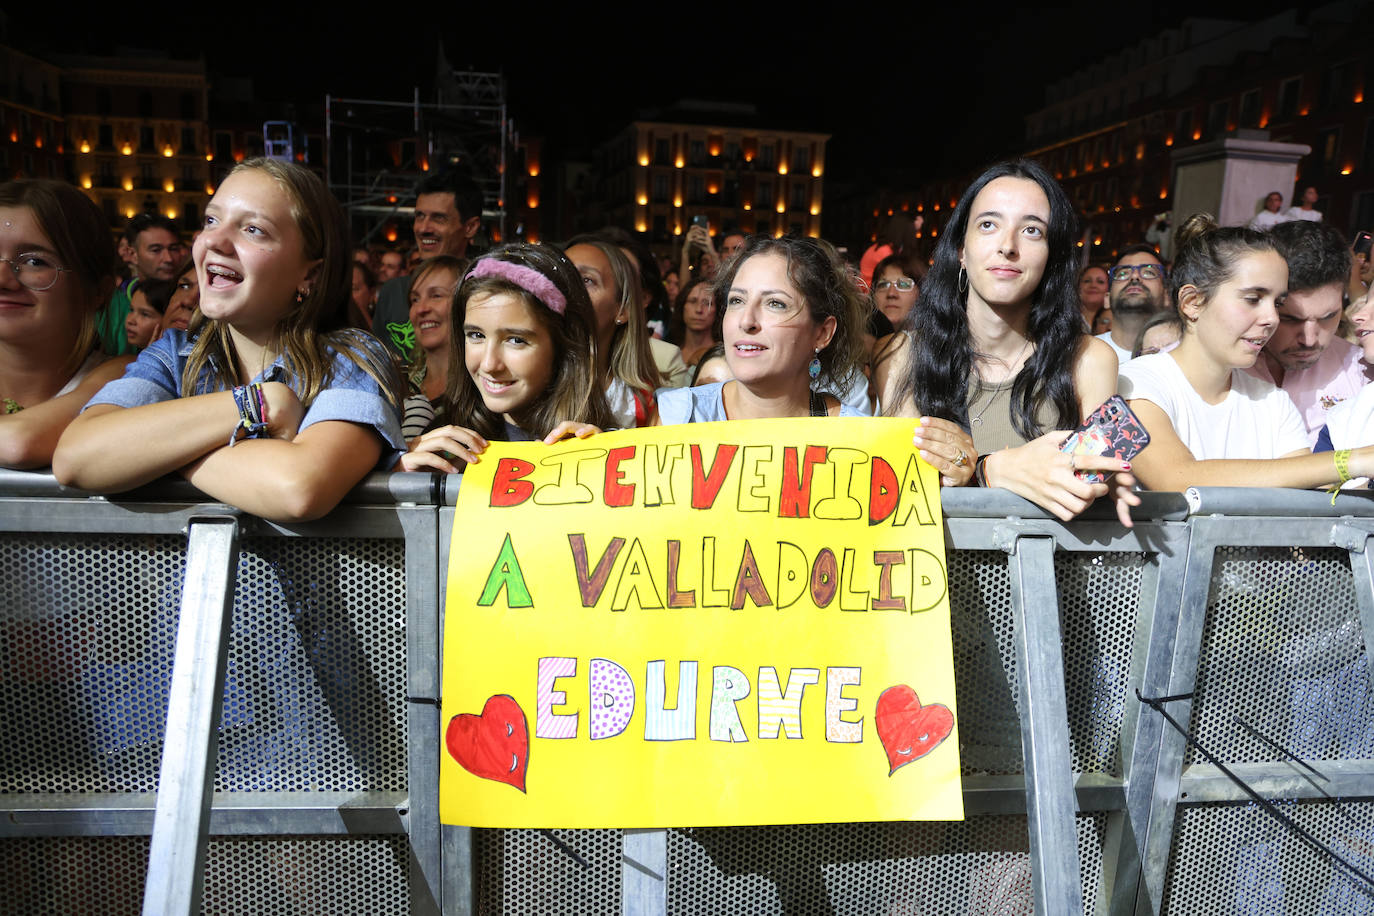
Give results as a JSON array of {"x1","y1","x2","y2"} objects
[
  {"x1": 958, "y1": 265, "x2": 968, "y2": 294},
  {"x1": 808, "y1": 348, "x2": 822, "y2": 380}
]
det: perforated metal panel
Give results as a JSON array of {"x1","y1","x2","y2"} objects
[
  {"x1": 948, "y1": 550, "x2": 1021, "y2": 776},
  {"x1": 0, "y1": 533, "x2": 408, "y2": 795},
  {"x1": 0, "y1": 835, "x2": 411, "y2": 915},
  {"x1": 1056, "y1": 551, "x2": 1144, "y2": 777},
  {"x1": 663, "y1": 813, "x2": 1107, "y2": 914},
  {"x1": 225, "y1": 537, "x2": 407, "y2": 793},
  {"x1": 1189, "y1": 546, "x2": 1372, "y2": 765},
  {"x1": 1162, "y1": 801, "x2": 1374, "y2": 914},
  {"x1": 473, "y1": 827, "x2": 622, "y2": 915},
  {"x1": 0, "y1": 532, "x2": 186, "y2": 793}
]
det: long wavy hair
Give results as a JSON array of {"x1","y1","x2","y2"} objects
[
  {"x1": 891, "y1": 159, "x2": 1083, "y2": 439},
  {"x1": 710, "y1": 234, "x2": 869, "y2": 391},
  {"x1": 562, "y1": 235, "x2": 661, "y2": 393},
  {"x1": 444, "y1": 243, "x2": 615, "y2": 440},
  {"x1": 0, "y1": 179, "x2": 116, "y2": 379},
  {"x1": 180, "y1": 158, "x2": 401, "y2": 406}
]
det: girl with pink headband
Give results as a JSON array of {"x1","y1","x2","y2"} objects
[{"x1": 400, "y1": 243, "x2": 614, "y2": 472}]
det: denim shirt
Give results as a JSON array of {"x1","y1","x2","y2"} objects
[{"x1": 87, "y1": 329, "x2": 406, "y2": 469}]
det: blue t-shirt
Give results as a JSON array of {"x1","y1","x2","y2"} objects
[
  {"x1": 87, "y1": 329, "x2": 406, "y2": 469},
  {"x1": 656, "y1": 381, "x2": 866, "y2": 424}
]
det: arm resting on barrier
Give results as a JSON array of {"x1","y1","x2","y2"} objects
[
  {"x1": 179, "y1": 420, "x2": 381, "y2": 521},
  {"x1": 1126, "y1": 397, "x2": 1370, "y2": 490},
  {"x1": 0, "y1": 356, "x2": 131, "y2": 470},
  {"x1": 56, "y1": 391, "x2": 379, "y2": 522}
]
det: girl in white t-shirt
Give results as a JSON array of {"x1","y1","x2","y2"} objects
[{"x1": 1121, "y1": 214, "x2": 1374, "y2": 489}]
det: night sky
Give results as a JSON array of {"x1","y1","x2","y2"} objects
[{"x1": 10, "y1": 2, "x2": 1307, "y2": 185}]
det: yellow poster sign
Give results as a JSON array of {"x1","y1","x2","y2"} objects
[{"x1": 439, "y1": 418, "x2": 962, "y2": 827}]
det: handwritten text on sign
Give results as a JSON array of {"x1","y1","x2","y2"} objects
[{"x1": 439, "y1": 418, "x2": 962, "y2": 827}]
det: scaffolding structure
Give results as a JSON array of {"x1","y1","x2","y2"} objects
[{"x1": 324, "y1": 69, "x2": 514, "y2": 246}]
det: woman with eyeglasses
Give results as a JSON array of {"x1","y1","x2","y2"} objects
[
  {"x1": 0, "y1": 180, "x2": 132, "y2": 468},
  {"x1": 871, "y1": 254, "x2": 922, "y2": 327}
]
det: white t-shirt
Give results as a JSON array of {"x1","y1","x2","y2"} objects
[
  {"x1": 1248, "y1": 209, "x2": 1288, "y2": 230},
  {"x1": 1118, "y1": 352, "x2": 1309, "y2": 460},
  {"x1": 1284, "y1": 206, "x2": 1322, "y2": 223},
  {"x1": 1096, "y1": 331, "x2": 1133, "y2": 365}
]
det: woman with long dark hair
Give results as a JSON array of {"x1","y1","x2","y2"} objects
[{"x1": 876, "y1": 159, "x2": 1139, "y2": 522}]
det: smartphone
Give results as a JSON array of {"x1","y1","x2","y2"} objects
[
  {"x1": 1354, "y1": 231, "x2": 1372, "y2": 258},
  {"x1": 1060, "y1": 395, "x2": 1150, "y2": 484},
  {"x1": 690, "y1": 214, "x2": 709, "y2": 231}
]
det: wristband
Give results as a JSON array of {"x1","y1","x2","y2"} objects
[
  {"x1": 974, "y1": 454, "x2": 992, "y2": 488},
  {"x1": 229, "y1": 385, "x2": 269, "y2": 447},
  {"x1": 1331, "y1": 449, "x2": 1352, "y2": 505}
]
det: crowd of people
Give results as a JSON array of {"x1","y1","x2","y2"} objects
[{"x1": 3, "y1": 156, "x2": 1372, "y2": 525}]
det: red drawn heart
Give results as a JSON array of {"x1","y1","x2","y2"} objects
[
  {"x1": 446, "y1": 694, "x2": 529, "y2": 792},
  {"x1": 875, "y1": 685, "x2": 954, "y2": 775}
]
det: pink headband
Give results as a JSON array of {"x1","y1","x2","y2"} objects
[{"x1": 466, "y1": 260, "x2": 567, "y2": 315}]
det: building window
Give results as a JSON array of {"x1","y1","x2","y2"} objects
[
  {"x1": 1239, "y1": 90, "x2": 1261, "y2": 128},
  {"x1": 180, "y1": 127, "x2": 196, "y2": 155},
  {"x1": 689, "y1": 140, "x2": 705, "y2": 166},
  {"x1": 790, "y1": 182, "x2": 807, "y2": 209},
  {"x1": 1207, "y1": 100, "x2": 1230, "y2": 135},
  {"x1": 1176, "y1": 108, "x2": 1194, "y2": 141},
  {"x1": 652, "y1": 173, "x2": 669, "y2": 203},
  {"x1": 688, "y1": 175, "x2": 704, "y2": 204},
  {"x1": 1316, "y1": 127, "x2": 1341, "y2": 175},
  {"x1": 214, "y1": 131, "x2": 232, "y2": 162},
  {"x1": 139, "y1": 126, "x2": 155, "y2": 153},
  {"x1": 759, "y1": 143, "x2": 776, "y2": 169},
  {"x1": 181, "y1": 92, "x2": 197, "y2": 121},
  {"x1": 1354, "y1": 191, "x2": 1374, "y2": 236},
  {"x1": 654, "y1": 138, "x2": 670, "y2": 165},
  {"x1": 724, "y1": 142, "x2": 740, "y2": 163},
  {"x1": 758, "y1": 181, "x2": 773, "y2": 207},
  {"x1": 791, "y1": 145, "x2": 810, "y2": 173},
  {"x1": 181, "y1": 202, "x2": 198, "y2": 226},
  {"x1": 1322, "y1": 62, "x2": 1351, "y2": 111},
  {"x1": 140, "y1": 162, "x2": 155, "y2": 188},
  {"x1": 1277, "y1": 78, "x2": 1302, "y2": 121}
]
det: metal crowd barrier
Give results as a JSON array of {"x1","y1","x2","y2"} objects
[{"x1": 3, "y1": 469, "x2": 1374, "y2": 915}]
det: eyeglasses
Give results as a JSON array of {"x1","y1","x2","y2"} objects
[
  {"x1": 0, "y1": 253, "x2": 72, "y2": 291},
  {"x1": 874, "y1": 277, "x2": 917, "y2": 292},
  {"x1": 1109, "y1": 263, "x2": 1165, "y2": 283}
]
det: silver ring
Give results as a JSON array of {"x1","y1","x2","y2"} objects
[{"x1": 953, "y1": 450, "x2": 968, "y2": 468}]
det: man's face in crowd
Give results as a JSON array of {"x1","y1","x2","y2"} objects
[
  {"x1": 1265, "y1": 193, "x2": 1283, "y2": 213},
  {"x1": 413, "y1": 192, "x2": 476, "y2": 260},
  {"x1": 1107, "y1": 251, "x2": 1166, "y2": 316},
  {"x1": 134, "y1": 227, "x2": 183, "y2": 281},
  {"x1": 378, "y1": 251, "x2": 405, "y2": 282},
  {"x1": 721, "y1": 234, "x2": 746, "y2": 259},
  {"x1": 1302, "y1": 186, "x2": 1319, "y2": 207},
  {"x1": 1266, "y1": 281, "x2": 1343, "y2": 372}
]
